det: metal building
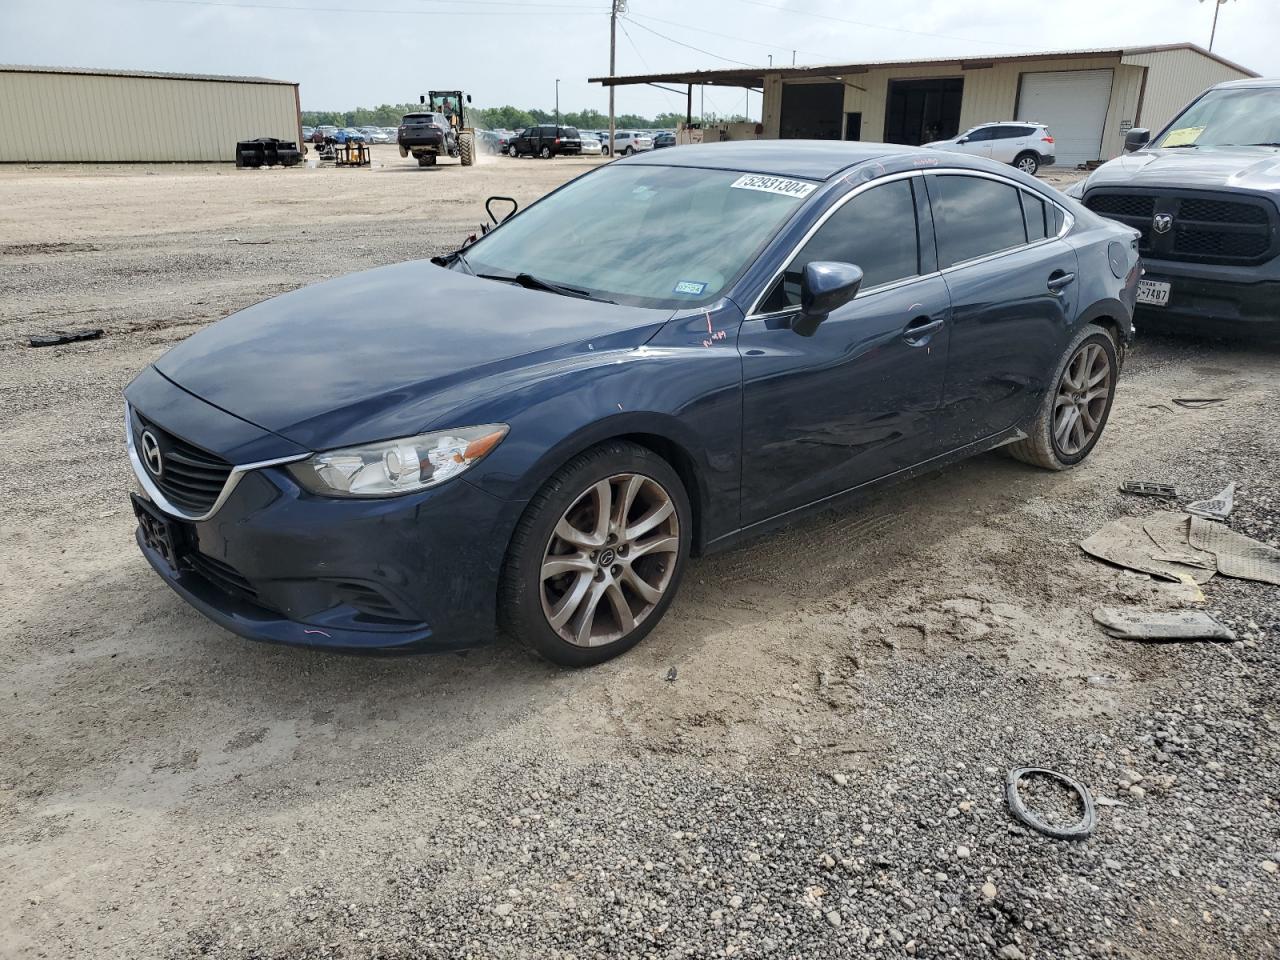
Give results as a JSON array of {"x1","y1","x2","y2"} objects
[
  {"x1": 591, "y1": 43, "x2": 1258, "y2": 167},
  {"x1": 0, "y1": 65, "x2": 300, "y2": 163}
]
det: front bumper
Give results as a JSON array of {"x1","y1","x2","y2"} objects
[
  {"x1": 1137, "y1": 259, "x2": 1280, "y2": 334},
  {"x1": 131, "y1": 462, "x2": 522, "y2": 653}
]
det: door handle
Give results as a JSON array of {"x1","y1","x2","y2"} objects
[
  {"x1": 902, "y1": 315, "x2": 945, "y2": 345},
  {"x1": 1047, "y1": 271, "x2": 1076, "y2": 293}
]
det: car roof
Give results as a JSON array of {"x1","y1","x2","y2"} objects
[{"x1": 617, "y1": 139, "x2": 923, "y2": 180}]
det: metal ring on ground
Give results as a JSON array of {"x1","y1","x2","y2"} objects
[{"x1": 1006, "y1": 767, "x2": 1097, "y2": 841}]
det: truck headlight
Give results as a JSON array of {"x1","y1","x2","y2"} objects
[{"x1": 288, "y1": 424, "x2": 508, "y2": 497}]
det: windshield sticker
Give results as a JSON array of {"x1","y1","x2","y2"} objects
[
  {"x1": 1161, "y1": 126, "x2": 1205, "y2": 147},
  {"x1": 730, "y1": 174, "x2": 817, "y2": 198},
  {"x1": 673, "y1": 280, "x2": 708, "y2": 296}
]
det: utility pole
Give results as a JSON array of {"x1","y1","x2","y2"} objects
[
  {"x1": 555, "y1": 78, "x2": 560, "y2": 123},
  {"x1": 1200, "y1": 0, "x2": 1234, "y2": 51},
  {"x1": 791, "y1": 50, "x2": 796, "y2": 66},
  {"x1": 609, "y1": 0, "x2": 626, "y2": 154}
]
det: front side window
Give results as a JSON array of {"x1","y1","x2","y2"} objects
[
  {"x1": 460, "y1": 164, "x2": 812, "y2": 308},
  {"x1": 965, "y1": 127, "x2": 996, "y2": 142},
  {"x1": 929, "y1": 175, "x2": 1028, "y2": 268},
  {"x1": 758, "y1": 179, "x2": 920, "y2": 314}
]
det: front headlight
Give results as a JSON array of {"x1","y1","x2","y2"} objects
[{"x1": 288, "y1": 423, "x2": 508, "y2": 497}]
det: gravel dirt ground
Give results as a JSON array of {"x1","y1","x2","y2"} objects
[{"x1": 2, "y1": 146, "x2": 1278, "y2": 960}]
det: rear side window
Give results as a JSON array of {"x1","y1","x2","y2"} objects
[
  {"x1": 759, "y1": 179, "x2": 920, "y2": 313},
  {"x1": 929, "y1": 175, "x2": 1027, "y2": 268},
  {"x1": 563, "y1": 127, "x2": 580, "y2": 138},
  {"x1": 1022, "y1": 192, "x2": 1048, "y2": 242}
]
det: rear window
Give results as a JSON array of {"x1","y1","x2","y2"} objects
[
  {"x1": 402, "y1": 114, "x2": 434, "y2": 123},
  {"x1": 562, "y1": 127, "x2": 580, "y2": 138}
]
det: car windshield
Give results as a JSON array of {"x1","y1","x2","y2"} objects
[
  {"x1": 1153, "y1": 86, "x2": 1280, "y2": 148},
  {"x1": 459, "y1": 164, "x2": 813, "y2": 308}
]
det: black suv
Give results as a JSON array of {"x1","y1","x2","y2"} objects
[
  {"x1": 1069, "y1": 78, "x2": 1280, "y2": 335},
  {"x1": 510, "y1": 124, "x2": 582, "y2": 158}
]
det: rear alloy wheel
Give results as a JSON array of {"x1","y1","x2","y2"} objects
[
  {"x1": 1007, "y1": 324, "x2": 1118, "y2": 470},
  {"x1": 1014, "y1": 152, "x2": 1040, "y2": 175},
  {"x1": 539, "y1": 145, "x2": 553, "y2": 159},
  {"x1": 500, "y1": 442, "x2": 691, "y2": 666}
]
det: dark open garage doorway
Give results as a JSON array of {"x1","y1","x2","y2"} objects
[
  {"x1": 885, "y1": 77, "x2": 964, "y2": 145},
  {"x1": 780, "y1": 82, "x2": 844, "y2": 139}
]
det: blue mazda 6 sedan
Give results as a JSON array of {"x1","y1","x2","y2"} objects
[{"x1": 126, "y1": 141, "x2": 1140, "y2": 666}]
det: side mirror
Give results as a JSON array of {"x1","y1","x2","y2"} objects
[
  {"x1": 1124, "y1": 128, "x2": 1151, "y2": 152},
  {"x1": 956, "y1": 137, "x2": 969, "y2": 144},
  {"x1": 793, "y1": 261, "x2": 863, "y2": 337},
  {"x1": 466, "y1": 94, "x2": 473, "y2": 104}
]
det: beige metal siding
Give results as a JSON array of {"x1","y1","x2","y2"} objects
[
  {"x1": 1122, "y1": 47, "x2": 1254, "y2": 136},
  {"x1": 0, "y1": 70, "x2": 299, "y2": 162}
]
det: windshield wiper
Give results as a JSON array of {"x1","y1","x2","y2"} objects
[
  {"x1": 1161, "y1": 143, "x2": 1199, "y2": 149},
  {"x1": 1233, "y1": 142, "x2": 1280, "y2": 147},
  {"x1": 476, "y1": 271, "x2": 616, "y2": 303}
]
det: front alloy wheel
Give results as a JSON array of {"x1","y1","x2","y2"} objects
[
  {"x1": 500, "y1": 441, "x2": 691, "y2": 666},
  {"x1": 541, "y1": 474, "x2": 679, "y2": 647}
]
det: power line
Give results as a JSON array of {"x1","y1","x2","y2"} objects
[
  {"x1": 617, "y1": 20, "x2": 691, "y2": 109},
  {"x1": 139, "y1": 0, "x2": 603, "y2": 15},
  {"x1": 726, "y1": 0, "x2": 1025, "y2": 49},
  {"x1": 620, "y1": 16, "x2": 756, "y2": 67},
  {"x1": 626, "y1": 11, "x2": 832, "y2": 61}
]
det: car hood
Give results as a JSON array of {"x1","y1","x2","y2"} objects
[
  {"x1": 1082, "y1": 146, "x2": 1280, "y2": 193},
  {"x1": 154, "y1": 259, "x2": 671, "y2": 450}
]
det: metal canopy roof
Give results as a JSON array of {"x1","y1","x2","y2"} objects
[
  {"x1": 0, "y1": 64, "x2": 296, "y2": 86},
  {"x1": 588, "y1": 42, "x2": 1258, "y2": 88}
]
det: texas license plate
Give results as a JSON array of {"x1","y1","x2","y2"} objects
[{"x1": 1136, "y1": 279, "x2": 1171, "y2": 306}]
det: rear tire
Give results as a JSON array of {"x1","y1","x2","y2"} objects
[
  {"x1": 499, "y1": 441, "x2": 692, "y2": 667},
  {"x1": 459, "y1": 133, "x2": 474, "y2": 167},
  {"x1": 540, "y1": 145, "x2": 552, "y2": 159},
  {"x1": 1006, "y1": 323, "x2": 1118, "y2": 470},
  {"x1": 1014, "y1": 151, "x2": 1040, "y2": 176}
]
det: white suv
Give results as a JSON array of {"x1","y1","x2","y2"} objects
[
  {"x1": 924, "y1": 122, "x2": 1056, "y2": 175},
  {"x1": 606, "y1": 130, "x2": 654, "y2": 157}
]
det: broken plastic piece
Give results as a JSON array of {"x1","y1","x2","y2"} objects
[
  {"x1": 1189, "y1": 517, "x2": 1280, "y2": 586},
  {"x1": 1006, "y1": 768, "x2": 1097, "y2": 841},
  {"x1": 1121, "y1": 481, "x2": 1178, "y2": 498},
  {"x1": 1081, "y1": 516, "x2": 1214, "y2": 584},
  {"x1": 1185, "y1": 482, "x2": 1235, "y2": 520},
  {"x1": 1172, "y1": 397, "x2": 1226, "y2": 409},
  {"x1": 1092, "y1": 606, "x2": 1236, "y2": 641},
  {"x1": 28, "y1": 328, "x2": 103, "y2": 347}
]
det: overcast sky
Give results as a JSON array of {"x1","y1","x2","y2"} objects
[{"x1": 3, "y1": 0, "x2": 1276, "y2": 118}]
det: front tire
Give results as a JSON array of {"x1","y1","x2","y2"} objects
[
  {"x1": 1007, "y1": 323, "x2": 1118, "y2": 470},
  {"x1": 499, "y1": 441, "x2": 691, "y2": 667},
  {"x1": 1014, "y1": 151, "x2": 1040, "y2": 175},
  {"x1": 459, "y1": 133, "x2": 474, "y2": 166}
]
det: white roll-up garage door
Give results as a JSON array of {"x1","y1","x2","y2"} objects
[{"x1": 1016, "y1": 69, "x2": 1114, "y2": 167}]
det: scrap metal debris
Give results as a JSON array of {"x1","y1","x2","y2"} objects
[
  {"x1": 1092, "y1": 606, "x2": 1237, "y2": 641},
  {"x1": 1185, "y1": 481, "x2": 1236, "y2": 520},
  {"x1": 1120, "y1": 481, "x2": 1179, "y2": 498},
  {"x1": 28, "y1": 328, "x2": 103, "y2": 348},
  {"x1": 1006, "y1": 767, "x2": 1097, "y2": 841},
  {"x1": 1172, "y1": 397, "x2": 1226, "y2": 409},
  {"x1": 1189, "y1": 516, "x2": 1280, "y2": 586}
]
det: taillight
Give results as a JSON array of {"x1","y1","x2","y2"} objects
[
  {"x1": 554, "y1": 138, "x2": 561, "y2": 144},
  {"x1": 1042, "y1": 135, "x2": 1054, "y2": 143}
]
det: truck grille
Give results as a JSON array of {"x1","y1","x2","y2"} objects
[
  {"x1": 1084, "y1": 189, "x2": 1277, "y2": 266},
  {"x1": 132, "y1": 411, "x2": 234, "y2": 515}
]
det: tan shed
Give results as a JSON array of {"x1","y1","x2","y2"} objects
[
  {"x1": 0, "y1": 65, "x2": 301, "y2": 163},
  {"x1": 592, "y1": 43, "x2": 1258, "y2": 166}
]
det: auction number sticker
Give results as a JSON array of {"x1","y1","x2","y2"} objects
[{"x1": 730, "y1": 174, "x2": 817, "y2": 198}]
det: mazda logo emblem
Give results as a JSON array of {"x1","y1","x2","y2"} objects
[
  {"x1": 1152, "y1": 213, "x2": 1174, "y2": 235},
  {"x1": 598, "y1": 549, "x2": 616, "y2": 567},
  {"x1": 140, "y1": 429, "x2": 163, "y2": 476}
]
